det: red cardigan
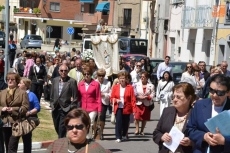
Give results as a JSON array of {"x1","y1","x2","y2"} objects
[
  {"x1": 110, "y1": 84, "x2": 136, "y2": 115},
  {"x1": 78, "y1": 80, "x2": 102, "y2": 113}
]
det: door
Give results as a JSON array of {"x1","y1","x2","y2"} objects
[
  {"x1": 25, "y1": 21, "x2": 28, "y2": 35},
  {"x1": 31, "y1": 25, "x2": 36, "y2": 34}
]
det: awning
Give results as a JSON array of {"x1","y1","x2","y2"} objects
[
  {"x1": 79, "y1": 0, "x2": 94, "y2": 3},
  {"x1": 95, "y1": 2, "x2": 110, "y2": 12}
]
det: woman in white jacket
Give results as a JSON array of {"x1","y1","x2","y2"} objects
[
  {"x1": 156, "y1": 71, "x2": 174, "y2": 116},
  {"x1": 96, "y1": 68, "x2": 111, "y2": 140}
]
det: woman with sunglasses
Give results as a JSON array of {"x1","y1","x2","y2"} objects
[
  {"x1": 0, "y1": 72, "x2": 29, "y2": 153},
  {"x1": 95, "y1": 68, "x2": 111, "y2": 140},
  {"x1": 110, "y1": 71, "x2": 136, "y2": 143},
  {"x1": 181, "y1": 63, "x2": 193, "y2": 81},
  {"x1": 47, "y1": 108, "x2": 111, "y2": 153},
  {"x1": 153, "y1": 82, "x2": 196, "y2": 153},
  {"x1": 78, "y1": 66, "x2": 101, "y2": 140},
  {"x1": 134, "y1": 71, "x2": 155, "y2": 135},
  {"x1": 187, "y1": 74, "x2": 230, "y2": 153}
]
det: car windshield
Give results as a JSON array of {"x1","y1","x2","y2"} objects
[
  {"x1": 150, "y1": 60, "x2": 163, "y2": 68},
  {"x1": 0, "y1": 32, "x2": 4, "y2": 37},
  {"x1": 171, "y1": 63, "x2": 187, "y2": 73},
  {"x1": 30, "y1": 35, "x2": 42, "y2": 40}
]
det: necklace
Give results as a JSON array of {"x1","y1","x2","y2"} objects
[{"x1": 175, "y1": 113, "x2": 188, "y2": 124}]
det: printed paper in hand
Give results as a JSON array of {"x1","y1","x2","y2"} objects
[{"x1": 163, "y1": 126, "x2": 184, "y2": 153}]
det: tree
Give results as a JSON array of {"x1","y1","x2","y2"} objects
[{"x1": 0, "y1": 5, "x2": 5, "y2": 12}]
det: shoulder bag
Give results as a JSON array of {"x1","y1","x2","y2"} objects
[
  {"x1": 34, "y1": 66, "x2": 44, "y2": 85},
  {"x1": 110, "y1": 100, "x2": 116, "y2": 124},
  {"x1": 12, "y1": 109, "x2": 40, "y2": 137},
  {"x1": 159, "y1": 81, "x2": 170, "y2": 100}
]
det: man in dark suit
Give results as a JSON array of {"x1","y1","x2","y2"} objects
[
  {"x1": 50, "y1": 64, "x2": 78, "y2": 138},
  {"x1": 187, "y1": 74, "x2": 230, "y2": 153}
]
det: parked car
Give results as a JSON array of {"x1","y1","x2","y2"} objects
[
  {"x1": 121, "y1": 54, "x2": 147, "y2": 66},
  {"x1": 151, "y1": 61, "x2": 187, "y2": 87},
  {"x1": 20, "y1": 34, "x2": 42, "y2": 49},
  {"x1": 0, "y1": 31, "x2": 5, "y2": 48}
]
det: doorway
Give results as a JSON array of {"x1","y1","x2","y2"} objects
[
  {"x1": 25, "y1": 21, "x2": 28, "y2": 35},
  {"x1": 31, "y1": 25, "x2": 36, "y2": 34}
]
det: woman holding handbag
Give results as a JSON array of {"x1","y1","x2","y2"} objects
[
  {"x1": 0, "y1": 72, "x2": 29, "y2": 153},
  {"x1": 110, "y1": 71, "x2": 136, "y2": 143},
  {"x1": 134, "y1": 71, "x2": 155, "y2": 135},
  {"x1": 156, "y1": 71, "x2": 174, "y2": 117},
  {"x1": 18, "y1": 77, "x2": 40, "y2": 153}
]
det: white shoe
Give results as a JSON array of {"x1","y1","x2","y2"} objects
[{"x1": 115, "y1": 139, "x2": 121, "y2": 143}]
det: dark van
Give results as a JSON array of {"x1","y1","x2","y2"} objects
[
  {"x1": 0, "y1": 31, "x2": 5, "y2": 48},
  {"x1": 118, "y1": 38, "x2": 148, "y2": 55}
]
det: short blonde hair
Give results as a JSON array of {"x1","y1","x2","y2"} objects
[
  {"x1": 20, "y1": 77, "x2": 31, "y2": 89},
  {"x1": 97, "y1": 68, "x2": 106, "y2": 76}
]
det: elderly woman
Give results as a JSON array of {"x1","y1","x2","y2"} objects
[
  {"x1": 134, "y1": 71, "x2": 155, "y2": 135},
  {"x1": 18, "y1": 77, "x2": 40, "y2": 153},
  {"x1": 17, "y1": 57, "x2": 26, "y2": 77},
  {"x1": 187, "y1": 74, "x2": 230, "y2": 153},
  {"x1": 110, "y1": 71, "x2": 136, "y2": 142},
  {"x1": 78, "y1": 66, "x2": 102, "y2": 139},
  {"x1": 153, "y1": 82, "x2": 196, "y2": 153},
  {"x1": 0, "y1": 72, "x2": 29, "y2": 153},
  {"x1": 156, "y1": 71, "x2": 174, "y2": 116},
  {"x1": 95, "y1": 68, "x2": 111, "y2": 140},
  {"x1": 47, "y1": 108, "x2": 111, "y2": 153},
  {"x1": 191, "y1": 66, "x2": 205, "y2": 98}
]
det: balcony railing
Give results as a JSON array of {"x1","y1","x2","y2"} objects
[
  {"x1": 182, "y1": 5, "x2": 213, "y2": 28},
  {"x1": 14, "y1": 7, "x2": 41, "y2": 18},
  {"x1": 75, "y1": 13, "x2": 99, "y2": 24},
  {"x1": 118, "y1": 16, "x2": 131, "y2": 27}
]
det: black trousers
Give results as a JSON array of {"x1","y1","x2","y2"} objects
[
  {"x1": 30, "y1": 83, "x2": 43, "y2": 102},
  {"x1": 100, "y1": 104, "x2": 108, "y2": 122},
  {"x1": 2, "y1": 127, "x2": 32, "y2": 153},
  {"x1": 43, "y1": 84, "x2": 51, "y2": 101},
  {"x1": 115, "y1": 108, "x2": 130, "y2": 139},
  {"x1": 8, "y1": 52, "x2": 15, "y2": 68},
  {"x1": 0, "y1": 126, "x2": 4, "y2": 153},
  {"x1": 52, "y1": 106, "x2": 68, "y2": 138}
]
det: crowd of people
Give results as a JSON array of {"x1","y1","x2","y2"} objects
[{"x1": 0, "y1": 47, "x2": 230, "y2": 153}]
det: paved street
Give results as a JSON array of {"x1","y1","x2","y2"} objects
[{"x1": 27, "y1": 101, "x2": 161, "y2": 153}]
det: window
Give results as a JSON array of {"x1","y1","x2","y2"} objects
[
  {"x1": 172, "y1": 0, "x2": 184, "y2": 4},
  {"x1": 123, "y1": 9, "x2": 132, "y2": 26},
  {"x1": 46, "y1": 26, "x2": 62, "y2": 38},
  {"x1": 226, "y1": 1, "x2": 230, "y2": 23},
  {"x1": 89, "y1": 4, "x2": 95, "y2": 14},
  {"x1": 73, "y1": 27, "x2": 83, "y2": 40},
  {"x1": 50, "y1": 2, "x2": 60, "y2": 12}
]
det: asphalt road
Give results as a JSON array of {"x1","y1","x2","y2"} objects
[{"x1": 28, "y1": 102, "x2": 161, "y2": 153}]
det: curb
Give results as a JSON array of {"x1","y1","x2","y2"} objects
[{"x1": 18, "y1": 140, "x2": 54, "y2": 151}]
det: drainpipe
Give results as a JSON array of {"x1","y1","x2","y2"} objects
[
  {"x1": 138, "y1": 0, "x2": 141, "y2": 37},
  {"x1": 145, "y1": 1, "x2": 149, "y2": 39}
]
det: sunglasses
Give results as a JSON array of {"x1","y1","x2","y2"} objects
[
  {"x1": 66, "y1": 124, "x2": 84, "y2": 131},
  {"x1": 60, "y1": 70, "x2": 68, "y2": 72},
  {"x1": 136, "y1": 65, "x2": 142, "y2": 67},
  {"x1": 187, "y1": 66, "x2": 192, "y2": 68},
  {"x1": 83, "y1": 73, "x2": 90, "y2": 76},
  {"x1": 98, "y1": 75, "x2": 105, "y2": 77},
  {"x1": 209, "y1": 87, "x2": 227, "y2": 96},
  {"x1": 7, "y1": 78, "x2": 15, "y2": 82}
]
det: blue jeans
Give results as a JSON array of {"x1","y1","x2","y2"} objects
[{"x1": 115, "y1": 108, "x2": 130, "y2": 139}]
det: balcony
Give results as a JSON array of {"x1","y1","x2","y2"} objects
[
  {"x1": 118, "y1": 16, "x2": 131, "y2": 27},
  {"x1": 182, "y1": 5, "x2": 213, "y2": 28},
  {"x1": 14, "y1": 7, "x2": 41, "y2": 19},
  {"x1": 74, "y1": 13, "x2": 108, "y2": 25}
]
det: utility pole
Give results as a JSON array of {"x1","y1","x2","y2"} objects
[{"x1": 4, "y1": 0, "x2": 9, "y2": 80}]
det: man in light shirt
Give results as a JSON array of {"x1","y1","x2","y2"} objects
[
  {"x1": 157, "y1": 56, "x2": 173, "y2": 80},
  {"x1": 220, "y1": 61, "x2": 230, "y2": 77},
  {"x1": 68, "y1": 59, "x2": 83, "y2": 84}
]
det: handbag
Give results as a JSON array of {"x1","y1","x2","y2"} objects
[
  {"x1": 148, "y1": 101, "x2": 155, "y2": 111},
  {"x1": 34, "y1": 66, "x2": 44, "y2": 85},
  {"x1": 12, "y1": 109, "x2": 40, "y2": 137},
  {"x1": 158, "y1": 81, "x2": 170, "y2": 100},
  {"x1": 110, "y1": 100, "x2": 116, "y2": 124}
]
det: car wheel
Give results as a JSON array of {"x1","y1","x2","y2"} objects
[
  {"x1": 2, "y1": 44, "x2": 5, "y2": 48},
  {"x1": 38, "y1": 47, "x2": 41, "y2": 49},
  {"x1": 20, "y1": 44, "x2": 23, "y2": 49}
]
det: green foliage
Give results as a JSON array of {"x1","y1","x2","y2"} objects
[
  {"x1": 0, "y1": 5, "x2": 5, "y2": 12},
  {"x1": 13, "y1": 8, "x2": 20, "y2": 13},
  {"x1": 33, "y1": 8, "x2": 41, "y2": 14}
]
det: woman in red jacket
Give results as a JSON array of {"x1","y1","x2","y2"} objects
[
  {"x1": 111, "y1": 71, "x2": 136, "y2": 143},
  {"x1": 78, "y1": 66, "x2": 102, "y2": 140}
]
